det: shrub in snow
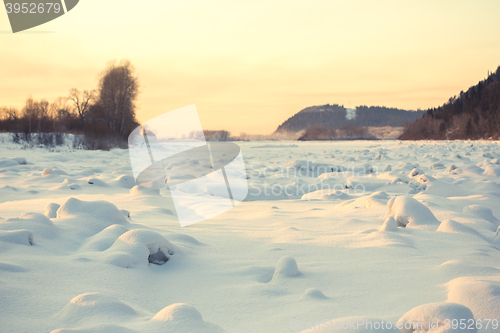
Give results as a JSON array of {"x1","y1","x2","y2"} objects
[
  {"x1": 104, "y1": 229, "x2": 176, "y2": 268},
  {"x1": 272, "y1": 256, "x2": 301, "y2": 280},
  {"x1": 44, "y1": 203, "x2": 60, "y2": 218},
  {"x1": 386, "y1": 196, "x2": 440, "y2": 229}
]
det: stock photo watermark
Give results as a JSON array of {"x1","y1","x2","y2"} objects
[
  {"x1": 290, "y1": 318, "x2": 499, "y2": 331},
  {"x1": 3, "y1": 0, "x2": 79, "y2": 33},
  {"x1": 128, "y1": 105, "x2": 248, "y2": 227},
  {"x1": 248, "y1": 161, "x2": 376, "y2": 198},
  {"x1": 128, "y1": 107, "x2": 376, "y2": 227}
]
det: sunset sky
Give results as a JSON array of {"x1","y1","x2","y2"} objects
[{"x1": 1, "y1": 0, "x2": 500, "y2": 135}]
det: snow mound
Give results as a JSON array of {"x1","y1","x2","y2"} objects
[
  {"x1": 120, "y1": 210, "x2": 131, "y2": 219},
  {"x1": 431, "y1": 162, "x2": 445, "y2": 169},
  {"x1": 272, "y1": 256, "x2": 301, "y2": 279},
  {"x1": 386, "y1": 196, "x2": 440, "y2": 229},
  {"x1": 45, "y1": 203, "x2": 60, "y2": 218},
  {"x1": 129, "y1": 185, "x2": 160, "y2": 196},
  {"x1": 50, "y1": 181, "x2": 81, "y2": 191},
  {"x1": 80, "y1": 224, "x2": 129, "y2": 252},
  {"x1": 286, "y1": 160, "x2": 343, "y2": 177},
  {"x1": 398, "y1": 302, "x2": 476, "y2": 333},
  {"x1": 55, "y1": 292, "x2": 139, "y2": 326},
  {"x1": 380, "y1": 216, "x2": 398, "y2": 231},
  {"x1": 301, "y1": 288, "x2": 328, "y2": 300},
  {"x1": 112, "y1": 175, "x2": 136, "y2": 189},
  {"x1": 364, "y1": 191, "x2": 391, "y2": 208},
  {"x1": 149, "y1": 303, "x2": 226, "y2": 332},
  {"x1": 56, "y1": 198, "x2": 128, "y2": 237},
  {"x1": 0, "y1": 229, "x2": 34, "y2": 245},
  {"x1": 151, "y1": 303, "x2": 202, "y2": 322},
  {"x1": 462, "y1": 205, "x2": 499, "y2": 227},
  {"x1": 437, "y1": 220, "x2": 485, "y2": 239},
  {"x1": 446, "y1": 277, "x2": 500, "y2": 332},
  {"x1": 483, "y1": 166, "x2": 500, "y2": 177},
  {"x1": 51, "y1": 324, "x2": 136, "y2": 333},
  {"x1": 408, "y1": 168, "x2": 423, "y2": 177},
  {"x1": 42, "y1": 168, "x2": 53, "y2": 176},
  {"x1": 0, "y1": 158, "x2": 20, "y2": 167},
  {"x1": 12, "y1": 157, "x2": 27, "y2": 164},
  {"x1": 445, "y1": 165, "x2": 458, "y2": 173},
  {"x1": 104, "y1": 229, "x2": 175, "y2": 268},
  {"x1": 57, "y1": 198, "x2": 128, "y2": 221},
  {"x1": 0, "y1": 262, "x2": 27, "y2": 272},
  {"x1": 87, "y1": 178, "x2": 109, "y2": 187},
  {"x1": 301, "y1": 189, "x2": 351, "y2": 201},
  {"x1": 2, "y1": 213, "x2": 58, "y2": 239},
  {"x1": 495, "y1": 227, "x2": 500, "y2": 246}
]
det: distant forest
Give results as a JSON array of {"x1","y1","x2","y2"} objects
[
  {"x1": 399, "y1": 66, "x2": 500, "y2": 140},
  {"x1": 298, "y1": 125, "x2": 375, "y2": 141},
  {"x1": 0, "y1": 60, "x2": 140, "y2": 149},
  {"x1": 275, "y1": 104, "x2": 425, "y2": 134}
]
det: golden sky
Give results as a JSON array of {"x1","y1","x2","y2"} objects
[{"x1": 1, "y1": 0, "x2": 500, "y2": 134}]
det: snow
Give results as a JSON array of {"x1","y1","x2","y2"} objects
[
  {"x1": 1, "y1": 138, "x2": 500, "y2": 332},
  {"x1": 397, "y1": 302, "x2": 476, "y2": 333},
  {"x1": 386, "y1": 195, "x2": 440, "y2": 228}
]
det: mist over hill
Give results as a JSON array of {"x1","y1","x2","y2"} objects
[{"x1": 274, "y1": 104, "x2": 425, "y2": 134}]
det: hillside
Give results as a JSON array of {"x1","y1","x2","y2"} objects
[
  {"x1": 399, "y1": 66, "x2": 500, "y2": 140},
  {"x1": 274, "y1": 104, "x2": 424, "y2": 134}
]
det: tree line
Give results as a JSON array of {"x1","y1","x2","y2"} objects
[
  {"x1": 298, "y1": 125, "x2": 376, "y2": 141},
  {"x1": 274, "y1": 104, "x2": 425, "y2": 134},
  {"x1": 0, "y1": 60, "x2": 140, "y2": 149},
  {"x1": 399, "y1": 66, "x2": 500, "y2": 140}
]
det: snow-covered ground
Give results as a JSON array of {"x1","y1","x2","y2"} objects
[{"x1": 1, "y1": 136, "x2": 500, "y2": 332}]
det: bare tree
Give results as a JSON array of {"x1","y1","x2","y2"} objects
[
  {"x1": 68, "y1": 88, "x2": 94, "y2": 128},
  {"x1": 37, "y1": 99, "x2": 49, "y2": 133},
  {"x1": 22, "y1": 97, "x2": 37, "y2": 137},
  {"x1": 96, "y1": 60, "x2": 139, "y2": 137}
]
